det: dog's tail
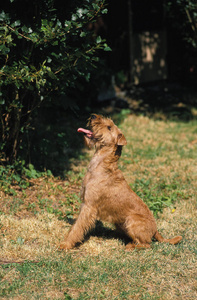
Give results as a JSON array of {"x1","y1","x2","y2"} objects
[{"x1": 154, "y1": 231, "x2": 182, "y2": 245}]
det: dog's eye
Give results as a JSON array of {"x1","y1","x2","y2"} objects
[
  {"x1": 107, "y1": 126, "x2": 111, "y2": 131},
  {"x1": 91, "y1": 114, "x2": 97, "y2": 120}
]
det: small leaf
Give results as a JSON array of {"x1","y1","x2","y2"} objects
[
  {"x1": 13, "y1": 20, "x2": 21, "y2": 27},
  {"x1": 104, "y1": 45, "x2": 112, "y2": 51},
  {"x1": 0, "y1": 11, "x2": 6, "y2": 21},
  {"x1": 96, "y1": 36, "x2": 102, "y2": 44},
  {"x1": 102, "y1": 9, "x2": 108, "y2": 14},
  {"x1": 80, "y1": 31, "x2": 86, "y2": 37}
]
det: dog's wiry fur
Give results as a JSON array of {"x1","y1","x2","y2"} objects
[{"x1": 60, "y1": 114, "x2": 182, "y2": 250}]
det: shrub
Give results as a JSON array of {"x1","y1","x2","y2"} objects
[{"x1": 0, "y1": 0, "x2": 109, "y2": 162}]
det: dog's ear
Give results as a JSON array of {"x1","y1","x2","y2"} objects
[{"x1": 117, "y1": 133, "x2": 127, "y2": 146}]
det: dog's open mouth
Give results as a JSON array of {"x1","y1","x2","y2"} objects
[{"x1": 77, "y1": 128, "x2": 93, "y2": 139}]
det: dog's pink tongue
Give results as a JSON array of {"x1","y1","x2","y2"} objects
[{"x1": 77, "y1": 128, "x2": 93, "y2": 138}]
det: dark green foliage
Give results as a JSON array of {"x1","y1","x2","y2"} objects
[
  {"x1": 166, "y1": 0, "x2": 197, "y2": 48},
  {"x1": 0, "y1": 161, "x2": 51, "y2": 195},
  {"x1": 0, "y1": 0, "x2": 109, "y2": 162}
]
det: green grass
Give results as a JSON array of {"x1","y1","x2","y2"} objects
[
  {"x1": 0, "y1": 241, "x2": 196, "y2": 299},
  {"x1": 0, "y1": 113, "x2": 197, "y2": 299},
  {"x1": 0, "y1": 246, "x2": 189, "y2": 299}
]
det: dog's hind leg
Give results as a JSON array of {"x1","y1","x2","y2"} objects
[
  {"x1": 123, "y1": 214, "x2": 155, "y2": 250},
  {"x1": 59, "y1": 204, "x2": 97, "y2": 250}
]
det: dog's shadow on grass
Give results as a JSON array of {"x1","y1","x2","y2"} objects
[
  {"x1": 90, "y1": 221, "x2": 130, "y2": 245},
  {"x1": 66, "y1": 218, "x2": 130, "y2": 246}
]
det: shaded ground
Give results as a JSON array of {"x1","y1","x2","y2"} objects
[{"x1": 99, "y1": 81, "x2": 197, "y2": 121}]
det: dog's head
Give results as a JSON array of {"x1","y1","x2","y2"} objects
[{"x1": 78, "y1": 114, "x2": 127, "y2": 149}]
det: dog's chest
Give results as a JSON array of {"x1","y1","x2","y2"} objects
[
  {"x1": 83, "y1": 166, "x2": 124, "y2": 200},
  {"x1": 84, "y1": 169, "x2": 111, "y2": 188}
]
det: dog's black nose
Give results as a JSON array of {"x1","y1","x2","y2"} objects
[{"x1": 91, "y1": 114, "x2": 97, "y2": 120}]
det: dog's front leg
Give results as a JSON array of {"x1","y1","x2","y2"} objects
[{"x1": 59, "y1": 204, "x2": 97, "y2": 250}]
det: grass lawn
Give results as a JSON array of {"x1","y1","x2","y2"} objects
[{"x1": 0, "y1": 112, "x2": 196, "y2": 299}]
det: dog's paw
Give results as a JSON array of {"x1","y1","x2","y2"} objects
[
  {"x1": 125, "y1": 242, "x2": 151, "y2": 251},
  {"x1": 125, "y1": 243, "x2": 135, "y2": 251},
  {"x1": 59, "y1": 242, "x2": 73, "y2": 251}
]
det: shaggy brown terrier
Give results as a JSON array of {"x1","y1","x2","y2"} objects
[{"x1": 60, "y1": 114, "x2": 182, "y2": 250}]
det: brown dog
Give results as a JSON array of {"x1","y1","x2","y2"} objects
[{"x1": 60, "y1": 114, "x2": 182, "y2": 250}]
